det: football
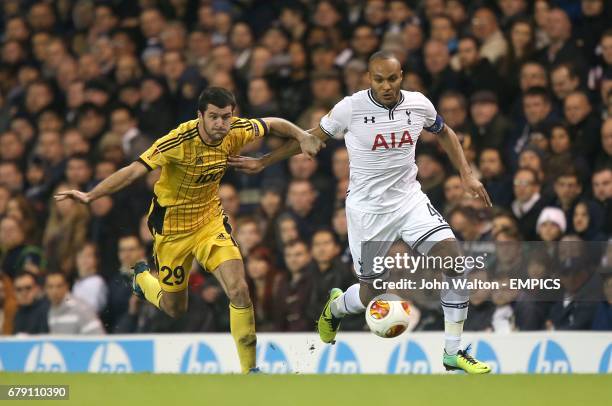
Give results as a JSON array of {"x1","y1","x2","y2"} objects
[{"x1": 365, "y1": 294, "x2": 411, "y2": 338}]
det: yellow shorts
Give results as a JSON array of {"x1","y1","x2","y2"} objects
[{"x1": 151, "y1": 215, "x2": 242, "y2": 292}]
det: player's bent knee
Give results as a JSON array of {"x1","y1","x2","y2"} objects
[
  {"x1": 227, "y1": 279, "x2": 251, "y2": 308},
  {"x1": 161, "y1": 293, "x2": 188, "y2": 318},
  {"x1": 428, "y1": 238, "x2": 464, "y2": 278}
]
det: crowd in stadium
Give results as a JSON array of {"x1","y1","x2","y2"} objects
[{"x1": 0, "y1": 0, "x2": 612, "y2": 336}]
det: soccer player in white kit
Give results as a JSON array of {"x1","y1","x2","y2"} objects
[{"x1": 229, "y1": 51, "x2": 492, "y2": 374}]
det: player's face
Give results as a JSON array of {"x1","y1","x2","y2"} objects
[
  {"x1": 368, "y1": 59, "x2": 403, "y2": 107},
  {"x1": 200, "y1": 104, "x2": 233, "y2": 142}
]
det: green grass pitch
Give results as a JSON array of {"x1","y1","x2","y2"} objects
[{"x1": 1, "y1": 373, "x2": 611, "y2": 406}]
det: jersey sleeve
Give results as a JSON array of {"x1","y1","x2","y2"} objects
[
  {"x1": 229, "y1": 117, "x2": 269, "y2": 153},
  {"x1": 137, "y1": 131, "x2": 185, "y2": 170},
  {"x1": 320, "y1": 96, "x2": 352, "y2": 139},
  {"x1": 421, "y1": 94, "x2": 445, "y2": 134}
]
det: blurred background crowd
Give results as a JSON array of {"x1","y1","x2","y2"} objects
[{"x1": 0, "y1": 0, "x2": 612, "y2": 337}]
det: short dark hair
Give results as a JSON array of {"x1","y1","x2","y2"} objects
[
  {"x1": 284, "y1": 238, "x2": 309, "y2": 252},
  {"x1": 458, "y1": 34, "x2": 480, "y2": 48},
  {"x1": 368, "y1": 50, "x2": 398, "y2": 66},
  {"x1": 552, "y1": 62, "x2": 580, "y2": 80},
  {"x1": 45, "y1": 271, "x2": 68, "y2": 284},
  {"x1": 312, "y1": 227, "x2": 340, "y2": 245},
  {"x1": 197, "y1": 87, "x2": 236, "y2": 114},
  {"x1": 555, "y1": 166, "x2": 581, "y2": 184},
  {"x1": 523, "y1": 86, "x2": 551, "y2": 103},
  {"x1": 15, "y1": 270, "x2": 41, "y2": 287}
]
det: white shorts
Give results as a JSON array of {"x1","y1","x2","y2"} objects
[{"x1": 346, "y1": 190, "x2": 455, "y2": 281}]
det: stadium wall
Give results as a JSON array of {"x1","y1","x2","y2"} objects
[{"x1": 0, "y1": 332, "x2": 610, "y2": 374}]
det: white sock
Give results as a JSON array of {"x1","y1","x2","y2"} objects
[
  {"x1": 444, "y1": 320, "x2": 464, "y2": 355},
  {"x1": 441, "y1": 274, "x2": 469, "y2": 355},
  {"x1": 330, "y1": 284, "x2": 365, "y2": 318}
]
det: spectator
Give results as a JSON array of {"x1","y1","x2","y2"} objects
[
  {"x1": 43, "y1": 183, "x2": 89, "y2": 275},
  {"x1": 456, "y1": 36, "x2": 502, "y2": 100},
  {"x1": 416, "y1": 147, "x2": 447, "y2": 209},
  {"x1": 592, "y1": 274, "x2": 612, "y2": 330},
  {"x1": 235, "y1": 217, "x2": 262, "y2": 258},
  {"x1": 219, "y1": 183, "x2": 240, "y2": 227},
  {"x1": 498, "y1": 18, "x2": 537, "y2": 94},
  {"x1": 539, "y1": 8, "x2": 584, "y2": 73},
  {"x1": 12, "y1": 271, "x2": 48, "y2": 334},
  {"x1": 547, "y1": 123, "x2": 590, "y2": 185},
  {"x1": 65, "y1": 155, "x2": 93, "y2": 190},
  {"x1": 0, "y1": 273, "x2": 17, "y2": 334},
  {"x1": 536, "y1": 207, "x2": 566, "y2": 241},
  {"x1": 306, "y1": 229, "x2": 353, "y2": 321},
  {"x1": 552, "y1": 168, "x2": 583, "y2": 224},
  {"x1": 479, "y1": 148, "x2": 513, "y2": 208},
  {"x1": 597, "y1": 118, "x2": 612, "y2": 168},
  {"x1": 469, "y1": 91, "x2": 511, "y2": 154},
  {"x1": 564, "y1": 90, "x2": 602, "y2": 163},
  {"x1": 463, "y1": 270, "x2": 494, "y2": 331},
  {"x1": 470, "y1": 7, "x2": 507, "y2": 64},
  {"x1": 439, "y1": 91, "x2": 469, "y2": 132},
  {"x1": 591, "y1": 166, "x2": 612, "y2": 234},
  {"x1": 110, "y1": 105, "x2": 150, "y2": 161},
  {"x1": 547, "y1": 249, "x2": 602, "y2": 330},
  {"x1": 0, "y1": 161, "x2": 24, "y2": 194},
  {"x1": 423, "y1": 39, "x2": 460, "y2": 105},
  {"x1": 515, "y1": 250, "x2": 558, "y2": 330},
  {"x1": 273, "y1": 240, "x2": 313, "y2": 331},
  {"x1": 0, "y1": 131, "x2": 26, "y2": 168},
  {"x1": 284, "y1": 179, "x2": 328, "y2": 241},
  {"x1": 6, "y1": 195, "x2": 40, "y2": 245},
  {"x1": 572, "y1": 199, "x2": 606, "y2": 241},
  {"x1": 512, "y1": 168, "x2": 546, "y2": 240},
  {"x1": 46, "y1": 272, "x2": 104, "y2": 334},
  {"x1": 104, "y1": 235, "x2": 145, "y2": 332},
  {"x1": 0, "y1": 216, "x2": 45, "y2": 279},
  {"x1": 550, "y1": 63, "x2": 582, "y2": 105},
  {"x1": 245, "y1": 246, "x2": 280, "y2": 332},
  {"x1": 72, "y1": 243, "x2": 108, "y2": 314},
  {"x1": 509, "y1": 87, "x2": 556, "y2": 168}
]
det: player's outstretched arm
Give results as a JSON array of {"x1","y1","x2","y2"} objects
[
  {"x1": 228, "y1": 127, "x2": 327, "y2": 174},
  {"x1": 54, "y1": 161, "x2": 149, "y2": 204},
  {"x1": 436, "y1": 124, "x2": 492, "y2": 207}
]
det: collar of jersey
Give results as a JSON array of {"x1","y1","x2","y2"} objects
[
  {"x1": 368, "y1": 89, "x2": 404, "y2": 120},
  {"x1": 367, "y1": 89, "x2": 404, "y2": 111},
  {"x1": 197, "y1": 124, "x2": 223, "y2": 147}
]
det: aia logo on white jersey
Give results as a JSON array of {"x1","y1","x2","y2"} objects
[{"x1": 372, "y1": 131, "x2": 414, "y2": 150}]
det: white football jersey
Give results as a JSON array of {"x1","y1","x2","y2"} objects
[{"x1": 320, "y1": 89, "x2": 444, "y2": 214}]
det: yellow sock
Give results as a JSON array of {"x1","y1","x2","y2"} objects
[
  {"x1": 229, "y1": 303, "x2": 257, "y2": 373},
  {"x1": 136, "y1": 271, "x2": 162, "y2": 308}
]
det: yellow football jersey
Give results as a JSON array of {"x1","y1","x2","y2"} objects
[{"x1": 138, "y1": 117, "x2": 268, "y2": 235}]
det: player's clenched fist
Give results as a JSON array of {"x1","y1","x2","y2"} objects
[{"x1": 297, "y1": 132, "x2": 325, "y2": 158}]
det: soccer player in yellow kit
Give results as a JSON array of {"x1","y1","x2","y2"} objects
[{"x1": 55, "y1": 87, "x2": 323, "y2": 373}]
